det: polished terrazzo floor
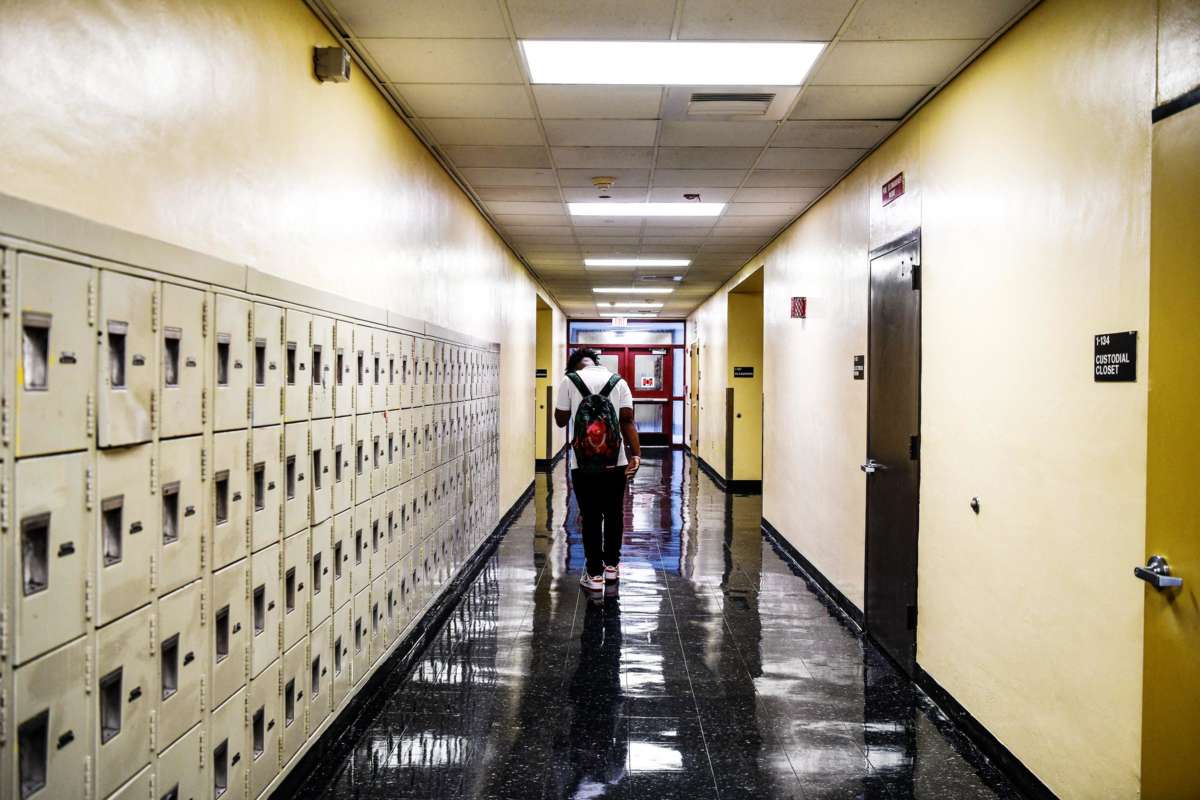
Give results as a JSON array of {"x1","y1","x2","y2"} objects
[{"x1": 294, "y1": 452, "x2": 1022, "y2": 799}]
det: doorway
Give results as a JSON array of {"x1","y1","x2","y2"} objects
[
  {"x1": 592, "y1": 346, "x2": 674, "y2": 447},
  {"x1": 534, "y1": 296, "x2": 555, "y2": 469},
  {"x1": 689, "y1": 342, "x2": 700, "y2": 452},
  {"x1": 863, "y1": 231, "x2": 921, "y2": 676},
  {"x1": 725, "y1": 268, "x2": 764, "y2": 489}
]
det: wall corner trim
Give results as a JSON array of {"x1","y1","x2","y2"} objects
[{"x1": 690, "y1": 451, "x2": 762, "y2": 495}]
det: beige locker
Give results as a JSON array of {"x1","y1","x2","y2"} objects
[
  {"x1": 282, "y1": 529, "x2": 309, "y2": 652},
  {"x1": 4, "y1": 638, "x2": 89, "y2": 800},
  {"x1": 310, "y1": 417, "x2": 333, "y2": 523},
  {"x1": 159, "y1": 283, "x2": 206, "y2": 438},
  {"x1": 386, "y1": 561, "x2": 403, "y2": 644},
  {"x1": 353, "y1": 324, "x2": 373, "y2": 413},
  {"x1": 385, "y1": 486, "x2": 401, "y2": 568},
  {"x1": 308, "y1": 620, "x2": 332, "y2": 731},
  {"x1": 11, "y1": 452, "x2": 90, "y2": 665},
  {"x1": 251, "y1": 302, "x2": 283, "y2": 427},
  {"x1": 401, "y1": 482, "x2": 416, "y2": 554},
  {"x1": 330, "y1": 510, "x2": 353, "y2": 611},
  {"x1": 369, "y1": 572, "x2": 386, "y2": 665},
  {"x1": 332, "y1": 318, "x2": 354, "y2": 417},
  {"x1": 14, "y1": 253, "x2": 95, "y2": 457},
  {"x1": 209, "y1": 688, "x2": 247, "y2": 800},
  {"x1": 414, "y1": 337, "x2": 429, "y2": 406},
  {"x1": 310, "y1": 314, "x2": 334, "y2": 419},
  {"x1": 280, "y1": 637, "x2": 308, "y2": 766},
  {"x1": 370, "y1": 329, "x2": 387, "y2": 412},
  {"x1": 211, "y1": 559, "x2": 248, "y2": 708},
  {"x1": 156, "y1": 722, "x2": 206, "y2": 800},
  {"x1": 211, "y1": 429, "x2": 248, "y2": 570},
  {"x1": 369, "y1": 494, "x2": 387, "y2": 581},
  {"x1": 97, "y1": 270, "x2": 156, "y2": 447},
  {"x1": 156, "y1": 580, "x2": 207, "y2": 753},
  {"x1": 399, "y1": 409, "x2": 413, "y2": 484},
  {"x1": 250, "y1": 425, "x2": 283, "y2": 553},
  {"x1": 250, "y1": 544, "x2": 281, "y2": 678},
  {"x1": 398, "y1": 554, "x2": 413, "y2": 627},
  {"x1": 331, "y1": 602, "x2": 351, "y2": 709},
  {"x1": 284, "y1": 308, "x2": 311, "y2": 423},
  {"x1": 157, "y1": 435, "x2": 205, "y2": 596},
  {"x1": 331, "y1": 415, "x2": 353, "y2": 514},
  {"x1": 351, "y1": 502, "x2": 370, "y2": 594},
  {"x1": 400, "y1": 334, "x2": 415, "y2": 409},
  {"x1": 385, "y1": 409, "x2": 401, "y2": 490},
  {"x1": 353, "y1": 413, "x2": 371, "y2": 503},
  {"x1": 283, "y1": 421, "x2": 311, "y2": 536},
  {"x1": 212, "y1": 294, "x2": 251, "y2": 432},
  {"x1": 95, "y1": 444, "x2": 155, "y2": 625},
  {"x1": 309, "y1": 520, "x2": 332, "y2": 630},
  {"x1": 385, "y1": 332, "x2": 402, "y2": 410},
  {"x1": 371, "y1": 411, "x2": 387, "y2": 496},
  {"x1": 351, "y1": 589, "x2": 369, "y2": 685},
  {"x1": 248, "y1": 659, "x2": 280, "y2": 797},
  {"x1": 95, "y1": 605, "x2": 153, "y2": 799},
  {"x1": 105, "y1": 764, "x2": 153, "y2": 800}
]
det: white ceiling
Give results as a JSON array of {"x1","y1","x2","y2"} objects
[{"x1": 319, "y1": 0, "x2": 1032, "y2": 317}]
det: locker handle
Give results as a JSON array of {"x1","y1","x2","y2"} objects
[
  {"x1": 269, "y1": 362, "x2": 277, "y2": 370},
  {"x1": 233, "y1": 622, "x2": 242, "y2": 633},
  {"x1": 183, "y1": 651, "x2": 195, "y2": 666},
  {"x1": 267, "y1": 482, "x2": 276, "y2": 491},
  {"x1": 297, "y1": 691, "x2": 304, "y2": 700},
  {"x1": 132, "y1": 354, "x2": 146, "y2": 366},
  {"x1": 60, "y1": 351, "x2": 78, "y2": 364},
  {"x1": 298, "y1": 473, "x2": 305, "y2": 482},
  {"x1": 323, "y1": 466, "x2": 329, "y2": 473},
  {"x1": 323, "y1": 567, "x2": 329, "y2": 574},
  {"x1": 232, "y1": 753, "x2": 241, "y2": 765},
  {"x1": 57, "y1": 730, "x2": 75, "y2": 749},
  {"x1": 185, "y1": 357, "x2": 197, "y2": 367},
  {"x1": 267, "y1": 720, "x2": 275, "y2": 730},
  {"x1": 267, "y1": 601, "x2": 275, "y2": 611},
  {"x1": 128, "y1": 686, "x2": 142, "y2": 702},
  {"x1": 232, "y1": 492, "x2": 242, "y2": 502},
  {"x1": 298, "y1": 582, "x2": 304, "y2": 590},
  {"x1": 184, "y1": 505, "x2": 196, "y2": 517},
  {"x1": 58, "y1": 541, "x2": 76, "y2": 557},
  {"x1": 129, "y1": 521, "x2": 143, "y2": 534},
  {"x1": 322, "y1": 667, "x2": 327, "y2": 676},
  {"x1": 234, "y1": 360, "x2": 243, "y2": 369}
]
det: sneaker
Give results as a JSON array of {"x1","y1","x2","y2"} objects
[
  {"x1": 603, "y1": 564, "x2": 620, "y2": 583},
  {"x1": 579, "y1": 573, "x2": 604, "y2": 591}
]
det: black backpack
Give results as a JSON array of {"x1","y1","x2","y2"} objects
[{"x1": 567, "y1": 371, "x2": 622, "y2": 471}]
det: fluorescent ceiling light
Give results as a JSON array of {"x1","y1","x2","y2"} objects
[
  {"x1": 522, "y1": 41, "x2": 825, "y2": 86},
  {"x1": 610, "y1": 313, "x2": 659, "y2": 319},
  {"x1": 585, "y1": 258, "x2": 691, "y2": 268},
  {"x1": 593, "y1": 287, "x2": 674, "y2": 295},
  {"x1": 570, "y1": 202, "x2": 723, "y2": 217},
  {"x1": 601, "y1": 301, "x2": 665, "y2": 309}
]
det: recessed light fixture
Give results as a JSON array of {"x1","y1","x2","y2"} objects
[
  {"x1": 610, "y1": 312, "x2": 659, "y2": 319},
  {"x1": 522, "y1": 41, "x2": 825, "y2": 86},
  {"x1": 585, "y1": 258, "x2": 691, "y2": 268},
  {"x1": 593, "y1": 287, "x2": 674, "y2": 295},
  {"x1": 570, "y1": 202, "x2": 723, "y2": 217},
  {"x1": 603, "y1": 301, "x2": 665, "y2": 309}
]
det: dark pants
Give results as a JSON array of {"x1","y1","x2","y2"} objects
[{"x1": 571, "y1": 467, "x2": 627, "y2": 576}]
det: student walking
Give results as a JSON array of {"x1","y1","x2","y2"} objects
[{"x1": 555, "y1": 348, "x2": 641, "y2": 591}]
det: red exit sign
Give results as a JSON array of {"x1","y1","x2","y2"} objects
[{"x1": 882, "y1": 172, "x2": 905, "y2": 206}]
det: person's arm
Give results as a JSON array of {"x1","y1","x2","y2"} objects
[
  {"x1": 620, "y1": 407, "x2": 641, "y2": 476},
  {"x1": 554, "y1": 376, "x2": 572, "y2": 428},
  {"x1": 555, "y1": 408, "x2": 570, "y2": 428}
]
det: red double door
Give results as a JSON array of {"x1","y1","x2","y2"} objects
[{"x1": 593, "y1": 347, "x2": 673, "y2": 447}]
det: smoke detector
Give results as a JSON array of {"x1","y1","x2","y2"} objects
[{"x1": 592, "y1": 176, "x2": 616, "y2": 199}]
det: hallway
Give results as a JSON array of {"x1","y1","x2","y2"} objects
[{"x1": 295, "y1": 454, "x2": 1019, "y2": 800}]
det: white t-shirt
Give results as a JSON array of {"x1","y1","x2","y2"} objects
[{"x1": 556, "y1": 365, "x2": 634, "y2": 469}]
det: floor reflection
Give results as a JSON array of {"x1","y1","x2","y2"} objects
[{"x1": 294, "y1": 452, "x2": 1022, "y2": 800}]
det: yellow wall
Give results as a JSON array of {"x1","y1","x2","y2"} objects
[
  {"x1": 0, "y1": 0, "x2": 559, "y2": 509},
  {"x1": 689, "y1": 0, "x2": 1155, "y2": 795},
  {"x1": 534, "y1": 300, "x2": 567, "y2": 461},
  {"x1": 726, "y1": 290, "x2": 763, "y2": 482}
]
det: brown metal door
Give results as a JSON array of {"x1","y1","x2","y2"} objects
[{"x1": 864, "y1": 232, "x2": 921, "y2": 675}]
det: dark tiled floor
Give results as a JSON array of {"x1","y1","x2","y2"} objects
[{"x1": 293, "y1": 453, "x2": 1023, "y2": 800}]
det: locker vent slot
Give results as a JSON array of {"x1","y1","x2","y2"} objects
[
  {"x1": 354, "y1": 617, "x2": 363, "y2": 652},
  {"x1": 373, "y1": 437, "x2": 380, "y2": 469},
  {"x1": 22, "y1": 312, "x2": 51, "y2": 391},
  {"x1": 101, "y1": 496, "x2": 124, "y2": 566},
  {"x1": 161, "y1": 633, "x2": 179, "y2": 700},
  {"x1": 162, "y1": 482, "x2": 180, "y2": 545},
  {"x1": 99, "y1": 667, "x2": 123, "y2": 744},
  {"x1": 311, "y1": 345, "x2": 323, "y2": 386},
  {"x1": 252, "y1": 585, "x2": 266, "y2": 636},
  {"x1": 285, "y1": 457, "x2": 296, "y2": 500},
  {"x1": 254, "y1": 338, "x2": 267, "y2": 386},
  {"x1": 286, "y1": 342, "x2": 297, "y2": 385},
  {"x1": 313, "y1": 449, "x2": 323, "y2": 490},
  {"x1": 386, "y1": 512, "x2": 394, "y2": 542},
  {"x1": 334, "y1": 446, "x2": 343, "y2": 483},
  {"x1": 252, "y1": 707, "x2": 265, "y2": 759},
  {"x1": 284, "y1": 679, "x2": 296, "y2": 727},
  {"x1": 372, "y1": 602, "x2": 379, "y2": 635},
  {"x1": 311, "y1": 656, "x2": 321, "y2": 696},
  {"x1": 356, "y1": 352, "x2": 364, "y2": 386},
  {"x1": 107, "y1": 321, "x2": 128, "y2": 388},
  {"x1": 312, "y1": 553, "x2": 323, "y2": 595},
  {"x1": 18, "y1": 710, "x2": 50, "y2": 799},
  {"x1": 333, "y1": 636, "x2": 343, "y2": 675},
  {"x1": 333, "y1": 543, "x2": 343, "y2": 579},
  {"x1": 21, "y1": 513, "x2": 51, "y2": 596},
  {"x1": 253, "y1": 463, "x2": 266, "y2": 512},
  {"x1": 163, "y1": 328, "x2": 182, "y2": 387},
  {"x1": 213, "y1": 739, "x2": 229, "y2": 797},
  {"x1": 214, "y1": 471, "x2": 229, "y2": 525},
  {"x1": 373, "y1": 355, "x2": 381, "y2": 385},
  {"x1": 355, "y1": 443, "x2": 364, "y2": 475},
  {"x1": 335, "y1": 350, "x2": 344, "y2": 386},
  {"x1": 388, "y1": 356, "x2": 396, "y2": 385},
  {"x1": 214, "y1": 605, "x2": 230, "y2": 662},
  {"x1": 285, "y1": 567, "x2": 296, "y2": 614},
  {"x1": 354, "y1": 530, "x2": 363, "y2": 565},
  {"x1": 372, "y1": 521, "x2": 380, "y2": 554},
  {"x1": 387, "y1": 590, "x2": 394, "y2": 620}
]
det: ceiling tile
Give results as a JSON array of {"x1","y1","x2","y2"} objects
[
  {"x1": 790, "y1": 84, "x2": 931, "y2": 120},
  {"x1": 715, "y1": 215, "x2": 791, "y2": 228},
  {"x1": 489, "y1": 203, "x2": 567, "y2": 217},
  {"x1": 733, "y1": 187, "x2": 823, "y2": 202},
  {"x1": 507, "y1": 0, "x2": 677, "y2": 38},
  {"x1": 444, "y1": 146, "x2": 551, "y2": 168},
  {"x1": 551, "y1": 147, "x2": 655, "y2": 169},
  {"x1": 676, "y1": 0, "x2": 854, "y2": 40},
  {"x1": 544, "y1": 120, "x2": 659, "y2": 147},
  {"x1": 647, "y1": 187, "x2": 736, "y2": 202},
  {"x1": 460, "y1": 167, "x2": 557, "y2": 186},
  {"x1": 812, "y1": 39, "x2": 984, "y2": 85},
  {"x1": 725, "y1": 202, "x2": 808, "y2": 216},
  {"x1": 503, "y1": 226, "x2": 574, "y2": 238},
  {"x1": 774, "y1": 120, "x2": 897, "y2": 148},
  {"x1": 842, "y1": 0, "x2": 1030, "y2": 40},
  {"x1": 562, "y1": 187, "x2": 648, "y2": 201},
  {"x1": 557, "y1": 168, "x2": 651, "y2": 187},
  {"x1": 576, "y1": 237, "x2": 643, "y2": 245},
  {"x1": 659, "y1": 121, "x2": 776, "y2": 147},
  {"x1": 757, "y1": 148, "x2": 864, "y2": 170},
  {"x1": 534, "y1": 86, "x2": 664, "y2": 119},
  {"x1": 644, "y1": 218, "x2": 717, "y2": 230},
  {"x1": 475, "y1": 186, "x2": 562, "y2": 202},
  {"x1": 652, "y1": 169, "x2": 748, "y2": 188},
  {"x1": 571, "y1": 217, "x2": 647, "y2": 229},
  {"x1": 744, "y1": 169, "x2": 844, "y2": 188},
  {"x1": 511, "y1": 234, "x2": 577, "y2": 244},
  {"x1": 423, "y1": 118, "x2": 544, "y2": 146},
  {"x1": 330, "y1": 0, "x2": 509, "y2": 37},
  {"x1": 571, "y1": 225, "x2": 644, "y2": 235},
  {"x1": 396, "y1": 84, "x2": 534, "y2": 118},
  {"x1": 655, "y1": 148, "x2": 761, "y2": 169},
  {"x1": 363, "y1": 39, "x2": 523, "y2": 84},
  {"x1": 642, "y1": 235, "x2": 710, "y2": 245},
  {"x1": 493, "y1": 212, "x2": 569, "y2": 224}
]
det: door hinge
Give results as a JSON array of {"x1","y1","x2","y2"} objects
[
  {"x1": 87, "y1": 278, "x2": 96, "y2": 327},
  {"x1": 0, "y1": 606, "x2": 8, "y2": 661},
  {"x1": 200, "y1": 674, "x2": 207, "y2": 712},
  {"x1": 149, "y1": 708, "x2": 157, "y2": 752},
  {"x1": 1, "y1": 395, "x2": 9, "y2": 448},
  {"x1": 0, "y1": 257, "x2": 11, "y2": 319},
  {"x1": 149, "y1": 553, "x2": 158, "y2": 593},
  {"x1": 200, "y1": 446, "x2": 207, "y2": 481},
  {"x1": 83, "y1": 755, "x2": 93, "y2": 800},
  {"x1": 907, "y1": 604, "x2": 918, "y2": 630},
  {"x1": 247, "y1": 387, "x2": 253, "y2": 419},
  {"x1": 85, "y1": 392, "x2": 95, "y2": 439},
  {"x1": 84, "y1": 645, "x2": 93, "y2": 690},
  {"x1": 0, "y1": 469, "x2": 9, "y2": 534},
  {"x1": 200, "y1": 582, "x2": 207, "y2": 625},
  {"x1": 246, "y1": 439, "x2": 251, "y2": 470},
  {"x1": 85, "y1": 575, "x2": 94, "y2": 623},
  {"x1": 280, "y1": 386, "x2": 285, "y2": 415},
  {"x1": 202, "y1": 298, "x2": 209, "y2": 338},
  {"x1": 85, "y1": 465, "x2": 95, "y2": 511},
  {"x1": 151, "y1": 291, "x2": 159, "y2": 333},
  {"x1": 198, "y1": 727, "x2": 205, "y2": 767},
  {"x1": 200, "y1": 531, "x2": 207, "y2": 571},
  {"x1": 247, "y1": 306, "x2": 254, "y2": 341},
  {"x1": 149, "y1": 455, "x2": 158, "y2": 494},
  {"x1": 201, "y1": 387, "x2": 208, "y2": 424},
  {"x1": 911, "y1": 263, "x2": 921, "y2": 291},
  {"x1": 149, "y1": 611, "x2": 157, "y2": 654},
  {"x1": 909, "y1": 435, "x2": 920, "y2": 461}
]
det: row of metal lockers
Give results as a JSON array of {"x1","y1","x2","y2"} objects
[{"x1": 0, "y1": 249, "x2": 505, "y2": 800}]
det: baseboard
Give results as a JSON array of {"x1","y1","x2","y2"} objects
[
  {"x1": 690, "y1": 451, "x2": 763, "y2": 495},
  {"x1": 759, "y1": 517, "x2": 864, "y2": 630},
  {"x1": 534, "y1": 443, "x2": 566, "y2": 472},
  {"x1": 274, "y1": 480, "x2": 536, "y2": 798}
]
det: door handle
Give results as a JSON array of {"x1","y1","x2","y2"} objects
[
  {"x1": 1135, "y1": 555, "x2": 1183, "y2": 589},
  {"x1": 860, "y1": 459, "x2": 888, "y2": 474}
]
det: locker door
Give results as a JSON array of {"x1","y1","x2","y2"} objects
[
  {"x1": 11, "y1": 452, "x2": 90, "y2": 664},
  {"x1": 400, "y1": 335, "x2": 414, "y2": 409},
  {"x1": 14, "y1": 254, "x2": 95, "y2": 457},
  {"x1": 283, "y1": 421, "x2": 311, "y2": 536},
  {"x1": 370, "y1": 329, "x2": 386, "y2": 411},
  {"x1": 385, "y1": 486, "x2": 401, "y2": 568},
  {"x1": 385, "y1": 562, "x2": 401, "y2": 644},
  {"x1": 249, "y1": 543, "x2": 281, "y2": 678},
  {"x1": 106, "y1": 766, "x2": 152, "y2": 800},
  {"x1": 212, "y1": 294, "x2": 251, "y2": 432},
  {"x1": 369, "y1": 493, "x2": 386, "y2": 582},
  {"x1": 4, "y1": 638, "x2": 90, "y2": 800},
  {"x1": 284, "y1": 308, "x2": 312, "y2": 423},
  {"x1": 386, "y1": 332, "x2": 402, "y2": 410},
  {"x1": 353, "y1": 413, "x2": 371, "y2": 503},
  {"x1": 371, "y1": 411, "x2": 387, "y2": 496},
  {"x1": 280, "y1": 638, "x2": 308, "y2": 766},
  {"x1": 310, "y1": 315, "x2": 334, "y2": 419},
  {"x1": 97, "y1": 271, "x2": 156, "y2": 447},
  {"x1": 211, "y1": 429, "x2": 249, "y2": 570},
  {"x1": 248, "y1": 660, "x2": 280, "y2": 798},
  {"x1": 386, "y1": 408, "x2": 401, "y2": 490},
  {"x1": 282, "y1": 530, "x2": 309, "y2": 651},
  {"x1": 250, "y1": 425, "x2": 283, "y2": 553},
  {"x1": 332, "y1": 415, "x2": 353, "y2": 514},
  {"x1": 351, "y1": 502, "x2": 370, "y2": 594},
  {"x1": 332, "y1": 319, "x2": 354, "y2": 417},
  {"x1": 158, "y1": 437, "x2": 204, "y2": 597},
  {"x1": 309, "y1": 520, "x2": 332, "y2": 630},
  {"x1": 417, "y1": 338, "x2": 431, "y2": 406},
  {"x1": 95, "y1": 605, "x2": 153, "y2": 799},
  {"x1": 400, "y1": 554, "x2": 414, "y2": 630},
  {"x1": 156, "y1": 721, "x2": 206, "y2": 800},
  {"x1": 331, "y1": 602, "x2": 351, "y2": 709},
  {"x1": 330, "y1": 511, "x2": 352, "y2": 611},
  {"x1": 309, "y1": 418, "x2": 333, "y2": 524},
  {"x1": 209, "y1": 688, "x2": 247, "y2": 800},
  {"x1": 399, "y1": 409, "x2": 413, "y2": 484},
  {"x1": 369, "y1": 572, "x2": 386, "y2": 664},
  {"x1": 211, "y1": 560, "x2": 248, "y2": 709},
  {"x1": 354, "y1": 325, "x2": 373, "y2": 413},
  {"x1": 351, "y1": 588, "x2": 369, "y2": 684},
  {"x1": 308, "y1": 620, "x2": 332, "y2": 730},
  {"x1": 156, "y1": 580, "x2": 207, "y2": 753},
  {"x1": 159, "y1": 283, "x2": 206, "y2": 438},
  {"x1": 251, "y1": 302, "x2": 283, "y2": 427},
  {"x1": 95, "y1": 444, "x2": 155, "y2": 625}
]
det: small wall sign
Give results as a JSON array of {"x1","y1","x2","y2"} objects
[
  {"x1": 853, "y1": 355, "x2": 865, "y2": 380},
  {"x1": 790, "y1": 297, "x2": 807, "y2": 319},
  {"x1": 640, "y1": 376, "x2": 655, "y2": 388},
  {"x1": 733, "y1": 366, "x2": 754, "y2": 378},
  {"x1": 535, "y1": 368, "x2": 547, "y2": 378},
  {"x1": 1094, "y1": 331, "x2": 1137, "y2": 382},
  {"x1": 882, "y1": 172, "x2": 905, "y2": 206}
]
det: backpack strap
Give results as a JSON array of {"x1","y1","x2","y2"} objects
[
  {"x1": 599, "y1": 373, "x2": 621, "y2": 397},
  {"x1": 566, "y1": 371, "x2": 592, "y2": 398}
]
